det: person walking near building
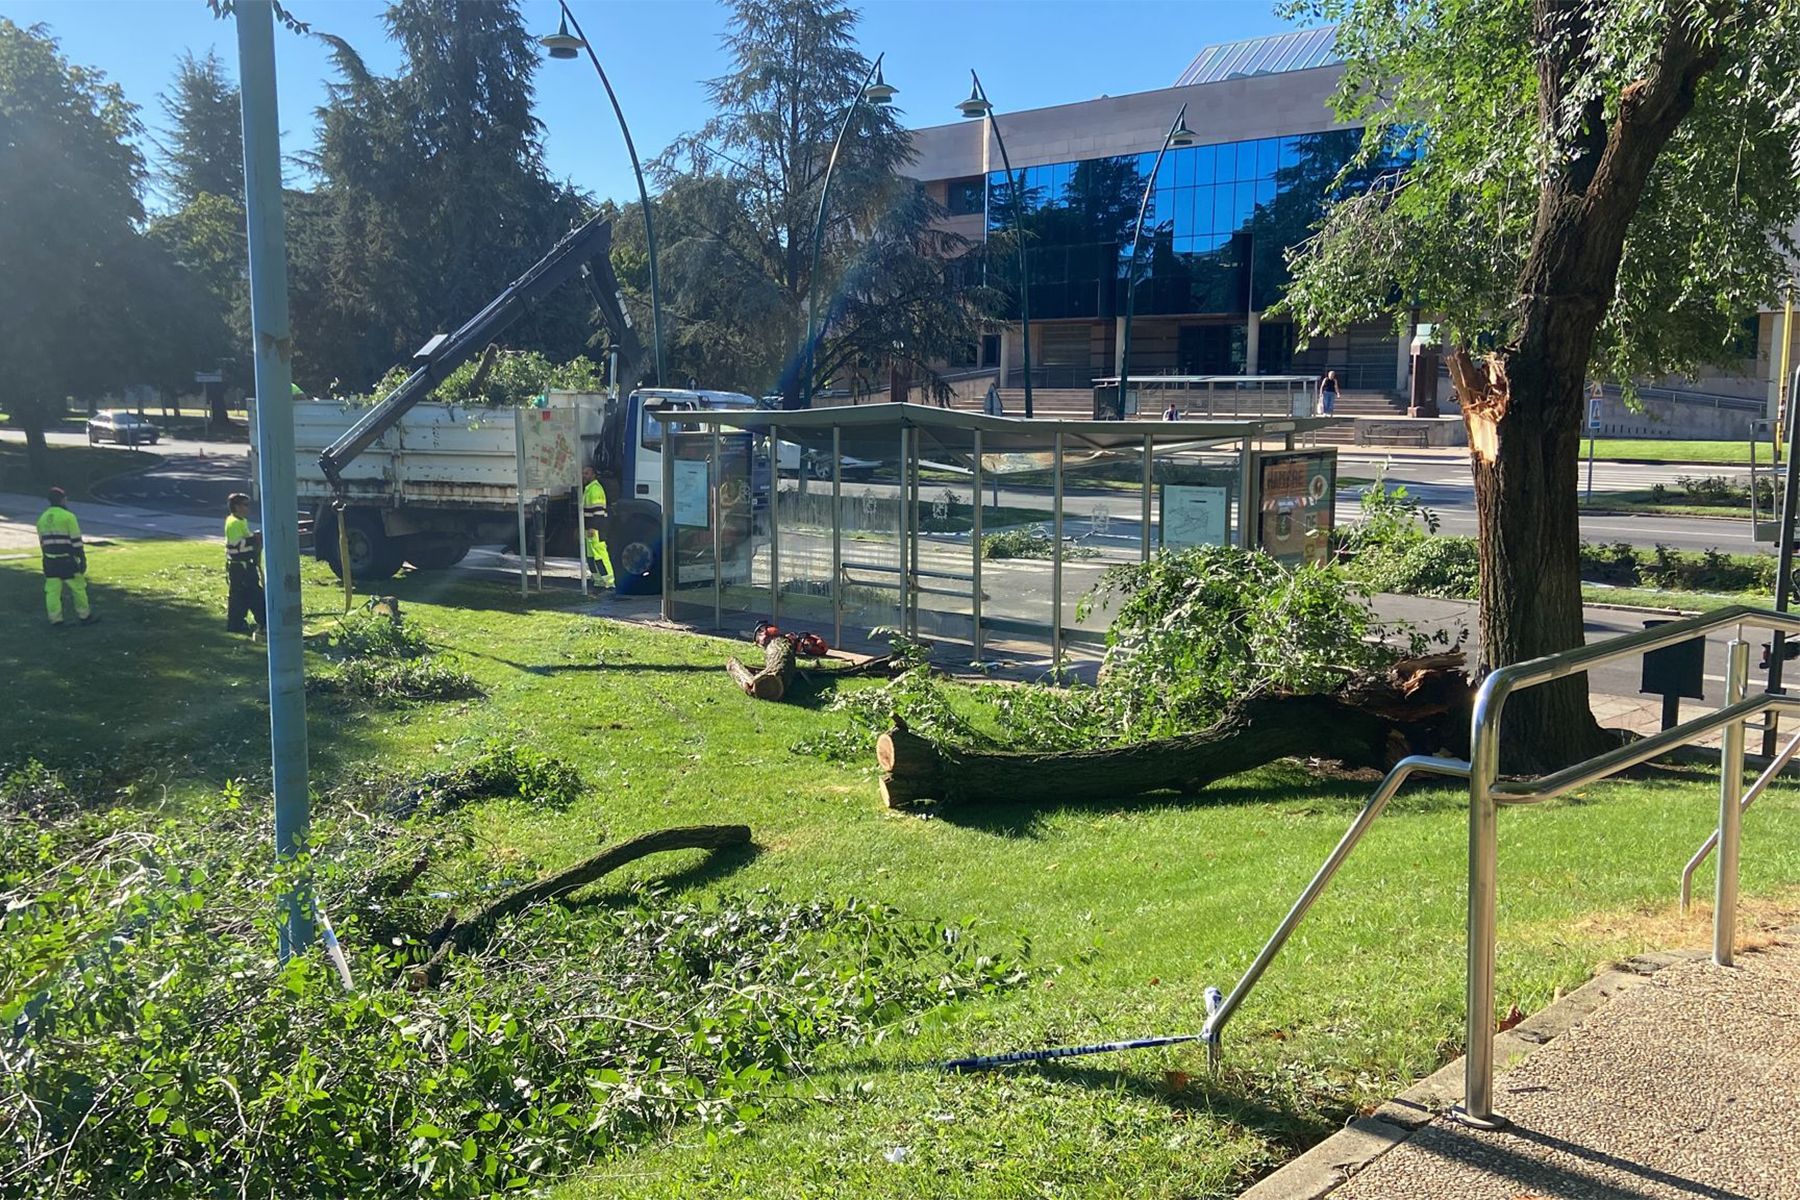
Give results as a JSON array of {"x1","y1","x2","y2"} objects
[
  {"x1": 1318, "y1": 370, "x2": 1340, "y2": 416},
  {"x1": 38, "y1": 487, "x2": 96, "y2": 627},
  {"x1": 581, "y1": 466, "x2": 614, "y2": 589},
  {"x1": 1163, "y1": 400, "x2": 1180, "y2": 421},
  {"x1": 224, "y1": 492, "x2": 265, "y2": 635}
]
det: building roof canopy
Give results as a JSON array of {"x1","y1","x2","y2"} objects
[{"x1": 1174, "y1": 26, "x2": 1339, "y2": 87}]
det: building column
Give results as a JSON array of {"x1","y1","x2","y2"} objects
[
  {"x1": 997, "y1": 326, "x2": 1013, "y2": 392},
  {"x1": 1396, "y1": 319, "x2": 1415, "y2": 396},
  {"x1": 1114, "y1": 316, "x2": 1127, "y2": 380},
  {"x1": 1245, "y1": 311, "x2": 1261, "y2": 376}
]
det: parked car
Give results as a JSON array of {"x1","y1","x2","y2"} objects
[
  {"x1": 775, "y1": 439, "x2": 881, "y2": 481},
  {"x1": 86, "y1": 411, "x2": 161, "y2": 446}
]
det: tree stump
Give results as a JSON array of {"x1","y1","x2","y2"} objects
[
  {"x1": 727, "y1": 636, "x2": 797, "y2": 701},
  {"x1": 876, "y1": 655, "x2": 1472, "y2": 810}
]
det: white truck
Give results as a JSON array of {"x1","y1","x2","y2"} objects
[
  {"x1": 259, "y1": 213, "x2": 763, "y2": 595},
  {"x1": 274, "y1": 388, "x2": 762, "y2": 593}
]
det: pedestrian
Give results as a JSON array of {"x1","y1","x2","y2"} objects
[
  {"x1": 224, "y1": 491, "x2": 265, "y2": 635},
  {"x1": 983, "y1": 381, "x2": 1003, "y2": 417},
  {"x1": 38, "y1": 486, "x2": 96, "y2": 627},
  {"x1": 1318, "y1": 370, "x2": 1340, "y2": 416},
  {"x1": 581, "y1": 465, "x2": 615, "y2": 589},
  {"x1": 1163, "y1": 400, "x2": 1179, "y2": 421}
]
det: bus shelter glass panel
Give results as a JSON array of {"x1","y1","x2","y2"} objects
[
  {"x1": 903, "y1": 466, "x2": 979, "y2": 649},
  {"x1": 974, "y1": 447, "x2": 1058, "y2": 654},
  {"x1": 1153, "y1": 446, "x2": 1246, "y2": 551},
  {"x1": 770, "y1": 463, "x2": 859, "y2": 638},
  {"x1": 663, "y1": 428, "x2": 759, "y2": 630},
  {"x1": 1055, "y1": 440, "x2": 1142, "y2": 657},
  {"x1": 821, "y1": 447, "x2": 904, "y2": 649}
]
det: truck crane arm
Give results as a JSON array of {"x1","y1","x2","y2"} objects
[{"x1": 317, "y1": 212, "x2": 649, "y2": 491}]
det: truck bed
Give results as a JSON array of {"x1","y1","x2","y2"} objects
[{"x1": 274, "y1": 400, "x2": 538, "y2": 509}]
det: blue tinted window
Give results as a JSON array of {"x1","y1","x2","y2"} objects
[
  {"x1": 1256, "y1": 138, "x2": 1279, "y2": 180},
  {"x1": 1233, "y1": 181, "x2": 1256, "y2": 228},
  {"x1": 1171, "y1": 189, "x2": 1193, "y2": 238},
  {"x1": 1255, "y1": 178, "x2": 1276, "y2": 211},
  {"x1": 1172, "y1": 146, "x2": 1194, "y2": 188},
  {"x1": 1276, "y1": 136, "x2": 1300, "y2": 174},
  {"x1": 1213, "y1": 185, "x2": 1236, "y2": 233},
  {"x1": 1190, "y1": 143, "x2": 1216, "y2": 186}
]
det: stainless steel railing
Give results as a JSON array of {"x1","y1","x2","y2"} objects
[
  {"x1": 1679, "y1": 729, "x2": 1800, "y2": 914},
  {"x1": 1461, "y1": 604, "x2": 1800, "y2": 1127},
  {"x1": 1203, "y1": 604, "x2": 1800, "y2": 1130},
  {"x1": 1199, "y1": 754, "x2": 1471, "y2": 1063}
]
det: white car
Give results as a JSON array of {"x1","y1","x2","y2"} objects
[{"x1": 776, "y1": 439, "x2": 881, "y2": 481}]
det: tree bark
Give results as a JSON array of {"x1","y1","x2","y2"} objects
[
  {"x1": 878, "y1": 655, "x2": 1472, "y2": 809},
  {"x1": 1457, "y1": 4, "x2": 1722, "y2": 770},
  {"x1": 727, "y1": 636, "x2": 797, "y2": 701},
  {"x1": 415, "y1": 824, "x2": 753, "y2": 987}
]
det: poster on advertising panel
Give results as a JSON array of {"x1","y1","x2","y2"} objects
[
  {"x1": 1253, "y1": 449, "x2": 1336, "y2": 567},
  {"x1": 518, "y1": 406, "x2": 580, "y2": 493},
  {"x1": 1160, "y1": 484, "x2": 1230, "y2": 549}
]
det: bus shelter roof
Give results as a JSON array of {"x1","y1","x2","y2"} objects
[{"x1": 652, "y1": 402, "x2": 1338, "y2": 468}]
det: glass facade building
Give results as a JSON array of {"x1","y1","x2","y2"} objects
[{"x1": 978, "y1": 128, "x2": 1407, "y2": 380}]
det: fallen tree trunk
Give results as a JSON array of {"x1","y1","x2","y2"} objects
[
  {"x1": 877, "y1": 654, "x2": 1471, "y2": 809},
  {"x1": 727, "y1": 637, "x2": 797, "y2": 701},
  {"x1": 415, "y1": 824, "x2": 753, "y2": 986}
]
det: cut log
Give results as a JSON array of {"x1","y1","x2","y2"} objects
[
  {"x1": 414, "y1": 823, "x2": 752, "y2": 986},
  {"x1": 727, "y1": 636, "x2": 797, "y2": 701},
  {"x1": 876, "y1": 659, "x2": 1472, "y2": 810}
]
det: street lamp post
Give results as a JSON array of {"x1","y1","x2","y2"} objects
[
  {"x1": 541, "y1": 2, "x2": 665, "y2": 386},
  {"x1": 1117, "y1": 105, "x2": 1196, "y2": 419},
  {"x1": 958, "y1": 71, "x2": 1034, "y2": 418},
  {"x1": 800, "y1": 53, "x2": 896, "y2": 410}
]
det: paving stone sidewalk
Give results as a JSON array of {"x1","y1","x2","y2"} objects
[{"x1": 1316, "y1": 940, "x2": 1800, "y2": 1200}]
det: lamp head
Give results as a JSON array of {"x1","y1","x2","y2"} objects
[
  {"x1": 864, "y1": 61, "x2": 896, "y2": 105},
  {"x1": 1169, "y1": 119, "x2": 1197, "y2": 148},
  {"x1": 957, "y1": 81, "x2": 992, "y2": 119},
  {"x1": 540, "y1": 11, "x2": 584, "y2": 59}
]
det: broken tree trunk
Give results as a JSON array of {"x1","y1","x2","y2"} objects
[
  {"x1": 877, "y1": 654, "x2": 1471, "y2": 810},
  {"x1": 415, "y1": 823, "x2": 753, "y2": 987},
  {"x1": 727, "y1": 637, "x2": 797, "y2": 701}
]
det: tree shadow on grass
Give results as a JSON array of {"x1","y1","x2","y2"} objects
[
  {"x1": 924, "y1": 765, "x2": 1442, "y2": 840},
  {"x1": 564, "y1": 840, "x2": 764, "y2": 909},
  {"x1": 1027, "y1": 1059, "x2": 1342, "y2": 1148}
]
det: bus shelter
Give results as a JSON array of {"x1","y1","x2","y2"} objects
[{"x1": 654, "y1": 403, "x2": 1339, "y2": 665}]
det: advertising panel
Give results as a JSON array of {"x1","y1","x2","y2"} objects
[{"x1": 1253, "y1": 449, "x2": 1336, "y2": 566}]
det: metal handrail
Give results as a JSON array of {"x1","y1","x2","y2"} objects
[
  {"x1": 1461, "y1": 602, "x2": 1800, "y2": 1128},
  {"x1": 1680, "y1": 728, "x2": 1800, "y2": 913},
  {"x1": 1199, "y1": 754, "x2": 1471, "y2": 1065}
]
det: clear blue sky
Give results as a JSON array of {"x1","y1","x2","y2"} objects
[{"x1": 6, "y1": 0, "x2": 1298, "y2": 211}]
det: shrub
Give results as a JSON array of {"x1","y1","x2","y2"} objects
[
  {"x1": 309, "y1": 657, "x2": 483, "y2": 704},
  {"x1": 981, "y1": 525, "x2": 1099, "y2": 560}
]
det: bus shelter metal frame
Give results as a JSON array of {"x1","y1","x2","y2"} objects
[{"x1": 654, "y1": 403, "x2": 1336, "y2": 658}]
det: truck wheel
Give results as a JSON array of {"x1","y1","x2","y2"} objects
[
  {"x1": 809, "y1": 455, "x2": 833, "y2": 482},
  {"x1": 401, "y1": 536, "x2": 471, "y2": 571},
  {"x1": 612, "y1": 514, "x2": 661, "y2": 595},
  {"x1": 318, "y1": 508, "x2": 401, "y2": 582}
]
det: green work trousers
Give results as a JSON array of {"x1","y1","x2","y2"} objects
[{"x1": 45, "y1": 574, "x2": 90, "y2": 623}]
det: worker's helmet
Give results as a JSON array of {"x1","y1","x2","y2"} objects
[{"x1": 47, "y1": 486, "x2": 66, "y2": 504}]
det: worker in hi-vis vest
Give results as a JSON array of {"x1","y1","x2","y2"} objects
[
  {"x1": 581, "y1": 466, "x2": 614, "y2": 588},
  {"x1": 224, "y1": 491, "x2": 266, "y2": 635},
  {"x1": 38, "y1": 486, "x2": 96, "y2": 626}
]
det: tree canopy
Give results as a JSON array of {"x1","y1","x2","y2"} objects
[{"x1": 650, "y1": 0, "x2": 991, "y2": 404}]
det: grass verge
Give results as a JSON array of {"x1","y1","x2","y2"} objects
[
  {"x1": 1586, "y1": 438, "x2": 1759, "y2": 465},
  {"x1": 5, "y1": 542, "x2": 1798, "y2": 1199}
]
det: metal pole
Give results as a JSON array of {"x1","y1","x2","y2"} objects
[
  {"x1": 535, "y1": 500, "x2": 546, "y2": 591},
  {"x1": 660, "y1": 423, "x2": 674, "y2": 618},
  {"x1": 1239, "y1": 436, "x2": 1255, "y2": 549},
  {"x1": 768, "y1": 425, "x2": 780, "y2": 623},
  {"x1": 831, "y1": 426, "x2": 842, "y2": 647},
  {"x1": 910, "y1": 431, "x2": 922, "y2": 637},
  {"x1": 802, "y1": 53, "x2": 883, "y2": 410},
  {"x1": 576, "y1": 482, "x2": 588, "y2": 597},
  {"x1": 976, "y1": 72, "x2": 1033, "y2": 418},
  {"x1": 1118, "y1": 105, "x2": 1188, "y2": 421},
  {"x1": 559, "y1": 0, "x2": 664, "y2": 385},
  {"x1": 1459, "y1": 681, "x2": 1505, "y2": 1129},
  {"x1": 972, "y1": 429, "x2": 983, "y2": 660},
  {"x1": 1584, "y1": 432, "x2": 1595, "y2": 504},
  {"x1": 235, "y1": 0, "x2": 312, "y2": 960},
  {"x1": 1716, "y1": 638, "x2": 1749, "y2": 967},
  {"x1": 1764, "y1": 364, "x2": 1800, "y2": 756},
  {"x1": 515, "y1": 416, "x2": 529, "y2": 599},
  {"x1": 1052, "y1": 429, "x2": 1064, "y2": 674},
  {"x1": 898, "y1": 426, "x2": 910, "y2": 633},
  {"x1": 712, "y1": 425, "x2": 722, "y2": 630},
  {"x1": 1141, "y1": 432, "x2": 1153, "y2": 560}
]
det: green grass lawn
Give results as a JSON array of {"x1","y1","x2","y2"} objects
[
  {"x1": 1587, "y1": 438, "x2": 1762, "y2": 465},
  {"x1": 0, "y1": 438, "x2": 156, "y2": 500},
  {"x1": 1584, "y1": 491, "x2": 1751, "y2": 518},
  {"x1": 7, "y1": 542, "x2": 1799, "y2": 1198}
]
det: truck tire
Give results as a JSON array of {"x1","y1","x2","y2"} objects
[
  {"x1": 612, "y1": 514, "x2": 662, "y2": 596},
  {"x1": 317, "y1": 508, "x2": 401, "y2": 582},
  {"x1": 809, "y1": 454, "x2": 833, "y2": 482},
  {"x1": 401, "y1": 536, "x2": 471, "y2": 571}
]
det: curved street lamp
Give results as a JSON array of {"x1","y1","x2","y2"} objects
[
  {"x1": 800, "y1": 53, "x2": 896, "y2": 410},
  {"x1": 541, "y1": 2, "x2": 665, "y2": 387},
  {"x1": 1116, "y1": 105, "x2": 1196, "y2": 419},
  {"x1": 959, "y1": 71, "x2": 1034, "y2": 418}
]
